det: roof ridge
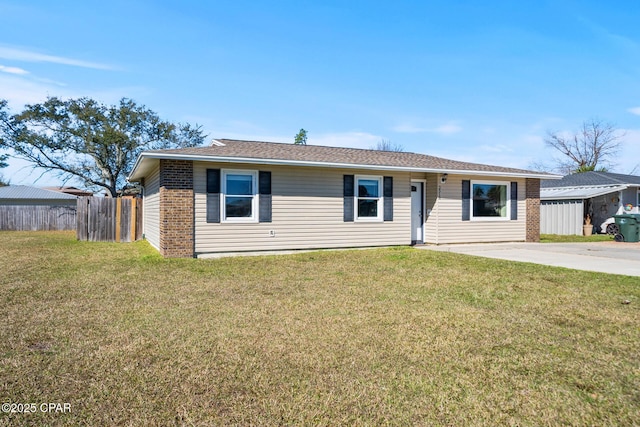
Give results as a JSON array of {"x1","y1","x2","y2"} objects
[
  {"x1": 213, "y1": 138, "x2": 541, "y2": 173},
  {"x1": 591, "y1": 171, "x2": 624, "y2": 184}
]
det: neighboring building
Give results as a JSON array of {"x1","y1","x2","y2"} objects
[
  {"x1": 541, "y1": 171, "x2": 640, "y2": 235},
  {"x1": 0, "y1": 185, "x2": 78, "y2": 231},
  {"x1": 0, "y1": 185, "x2": 79, "y2": 206},
  {"x1": 43, "y1": 186, "x2": 93, "y2": 197},
  {"x1": 127, "y1": 139, "x2": 559, "y2": 258}
]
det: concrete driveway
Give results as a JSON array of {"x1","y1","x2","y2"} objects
[{"x1": 420, "y1": 241, "x2": 640, "y2": 277}]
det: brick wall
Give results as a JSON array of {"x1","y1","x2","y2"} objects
[
  {"x1": 159, "y1": 159, "x2": 194, "y2": 258},
  {"x1": 525, "y1": 178, "x2": 540, "y2": 242}
]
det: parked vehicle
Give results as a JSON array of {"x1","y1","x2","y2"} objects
[{"x1": 600, "y1": 205, "x2": 639, "y2": 234}]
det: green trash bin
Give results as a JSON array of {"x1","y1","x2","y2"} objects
[{"x1": 613, "y1": 214, "x2": 640, "y2": 242}]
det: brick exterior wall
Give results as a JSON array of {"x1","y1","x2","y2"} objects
[
  {"x1": 525, "y1": 178, "x2": 541, "y2": 242},
  {"x1": 159, "y1": 159, "x2": 194, "y2": 258}
]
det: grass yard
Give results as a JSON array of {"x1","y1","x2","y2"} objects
[
  {"x1": 540, "y1": 234, "x2": 614, "y2": 243},
  {"x1": 1, "y1": 232, "x2": 639, "y2": 426}
]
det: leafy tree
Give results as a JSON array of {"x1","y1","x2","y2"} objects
[
  {"x1": 0, "y1": 100, "x2": 10, "y2": 170},
  {"x1": 371, "y1": 139, "x2": 404, "y2": 152},
  {"x1": 544, "y1": 119, "x2": 623, "y2": 174},
  {"x1": 0, "y1": 97, "x2": 206, "y2": 196},
  {"x1": 294, "y1": 128, "x2": 307, "y2": 145}
]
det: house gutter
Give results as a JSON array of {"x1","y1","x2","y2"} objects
[{"x1": 128, "y1": 152, "x2": 562, "y2": 182}]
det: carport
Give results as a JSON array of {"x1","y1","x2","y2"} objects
[{"x1": 540, "y1": 185, "x2": 626, "y2": 235}]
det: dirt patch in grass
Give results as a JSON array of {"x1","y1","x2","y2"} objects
[{"x1": 1, "y1": 231, "x2": 639, "y2": 425}]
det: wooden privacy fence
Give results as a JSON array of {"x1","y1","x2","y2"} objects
[
  {"x1": 76, "y1": 197, "x2": 142, "y2": 242},
  {"x1": 0, "y1": 205, "x2": 77, "y2": 231}
]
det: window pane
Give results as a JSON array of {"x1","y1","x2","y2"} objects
[
  {"x1": 226, "y1": 196, "x2": 252, "y2": 217},
  {"x1": 358, "y1": 179, "x2": 379, "y2": 197},
  {"x1": 358, "y1": 199, "x2": 378, "y2": 217},
  {"x1": 226, "y1": 174, "x2": 253, "y2": 195},
  {"x1": 473, "y1": 184, "x2": 507, "y2": 217}
]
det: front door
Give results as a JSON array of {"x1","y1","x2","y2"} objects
[{"x1": 411, "y1": 181, "x2": 424, "y2": 244}]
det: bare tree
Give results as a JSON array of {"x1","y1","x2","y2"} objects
[
  {"x1": 372, "y1": 139, "x2": 404, "y2": 152},
  {"x1": 544, "y1": 119, "x2": 623, "y2": 174}
]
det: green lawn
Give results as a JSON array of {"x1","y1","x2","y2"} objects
[
  {"x1": 1, "y1": 232, "x2": 638, "y2": 426},
  {"x1": 541, "y1": 233, "x2": 614, "y2": 243}
]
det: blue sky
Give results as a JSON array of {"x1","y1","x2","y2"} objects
[{"x1": 1, "y1": 0, "x2": 639, "y2": 186}]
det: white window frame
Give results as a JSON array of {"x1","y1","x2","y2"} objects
[
  {"x1": 470, "y1": 180, "x2": 511, "y2": 221},
  {"x1": 221, "y1": 169, "x2": 258, "y2": 223},
  {"x1": 355, "y1": 175, "x2": 383, "y2": 222}
]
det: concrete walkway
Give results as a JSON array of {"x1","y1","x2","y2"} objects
[{"x1": 420, "y1": 241, "x2": 640, "y2": 277}]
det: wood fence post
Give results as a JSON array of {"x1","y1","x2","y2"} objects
[
  {"x1": 131, "y1": 198, "x2": 137, "y2": 241},
  {"x1": 115, "y1": 197, "x2": 121, "y2": 243}
]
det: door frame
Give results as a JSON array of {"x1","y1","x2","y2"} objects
[{"x1": 411, "y1": 179, "x2": 426, "y2": 244}]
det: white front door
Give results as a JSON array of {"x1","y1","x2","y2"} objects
[{"x1": 411, "y1": 181, "x2": 424, "y2": 244}]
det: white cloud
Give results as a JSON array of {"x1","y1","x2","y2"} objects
[
  {"x1": 392, "y1": 123, "x2": 428, "y2": 133},
  {"x1": 0, "y1": 74, "x2": 70, "y2": 106},
  {"x1": 0, "y1": 45, "x2": 114, "y2": 70},
  {"x1": 0, "y1": 65, "x2": 28, "y2": 75},
  {"x1": 627, "y1": 107, "x2": 640, "y2": 116},
  {"x1": 432, "y1": 123, "x2": 462, "y2": 135},
  {"x1": 393, "y1": 120, "x2": 462, "y2": 135},
  {"x1": 479, "y1": 144, "x2": 514, "y2": 153},
  {"x1": 617, "y1": 129, "x2": 640, "y2": 174},
  {"x1": 309, "y1": 132, "x2": 381, "y2": 149}
]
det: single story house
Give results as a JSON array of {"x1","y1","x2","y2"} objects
[
  {"x1": 541, "y1": 171, "x2": 640, "y2": 235},
  {"x1": 127, "y1": 139, "x2": 559, "y2": 258},
  {"x1": 0, "y1": 185, "x2": 79, "y2": 231}
]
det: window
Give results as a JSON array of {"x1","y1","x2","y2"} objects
[
  {"x1": 471, "y1": 181, "x2": 510, "y2": 220},
  {"x1": 222, "y1": 170, "x2": 258, "y2": 222},
  {"x1": 356, "y1": 175, "x2": 382, "y2": 221}
]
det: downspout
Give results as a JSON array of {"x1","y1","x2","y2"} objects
[{"x1": 139, "y1": 184, "x2": 145, "y2": 240}]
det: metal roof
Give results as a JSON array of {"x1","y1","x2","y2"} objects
[
  {"x1": 541, "y1": 185, "x2": 628, "y2": 200},
  {"x1": 0, "y1": 185, "x2": 78, "y2": 200},
  {"x1": 128, "y1": 139, "x2": 561, "y2": 181},
  {"x1": 541, "y1": 171, "x2": 640, "y2": 188}
]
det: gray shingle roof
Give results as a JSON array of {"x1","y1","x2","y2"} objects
[
  {"x1": 136, "y1": 139, "x2": 553, "y2": 177},
  {"x1": 0, "y1": 185, "x2": 78, "y2": 200},
  {"x1": 541, "y1": 171, "x2": 640, "y2": 188}
]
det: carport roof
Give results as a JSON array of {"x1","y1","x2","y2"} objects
[
  {"x1": 542, "y1": 171, "x2": 640, "y2": 188},
  {"x1": 541, "y1": 185, "x2": 628, "y2": 200}
]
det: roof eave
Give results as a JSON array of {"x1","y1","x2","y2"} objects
[{"x1": 127, "y1": 152, "x2": 561, "y2": 181}]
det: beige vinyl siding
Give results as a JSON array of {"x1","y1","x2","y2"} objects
[
  {"x1": 424, "y1": 174, "x2": 527, "y2": 244},
  {"x1": 143, "y1": 164, "x2": 160, "y2": 250},
  {"x1": 194, "y1": 162, "x2": 411, "y2": 254}
]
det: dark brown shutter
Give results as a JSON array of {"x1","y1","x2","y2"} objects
[
  {"x1": 510, "y1": 182, "x2": 518, "y2": 220},
  {"x1": 259, "y1": 171, "x2": 272, "y2": 223},
  {"x1": 343, "y1": 175, "x2": 354, "y2": 222},
  {"x1": 383, "y1": 176, "x2": 393, "y2": 221},
  {"x1": 462, "y1": 180, "x2": 471, "y2": 221},
  {"x1": 206, "y1": 169, "x2": 220, "y2": 223}
]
